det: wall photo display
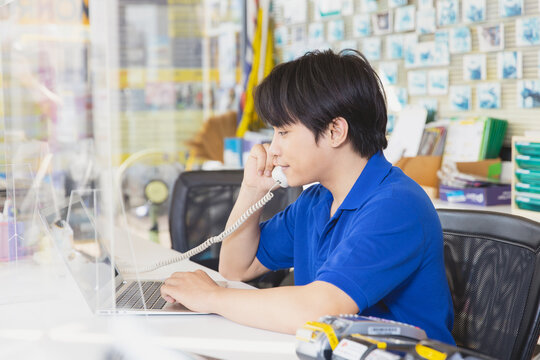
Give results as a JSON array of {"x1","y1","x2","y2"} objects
[
  {"x1": 463, "y1": 54, "x2": 487, "y2": 80},
  {"x1": 417, "y1": 7, "x2": 437, "y2": 34},
  {"x1": 477, "y1": 24, "x2": 505, "y2": 52},
  {"x1": 372, "y1": 11, "x2": 393, "y2": 34},
  {"x1": 437, "y1": 0, "x2": 459, "y2": 26},
  {"x1": 498, "y1": 51, "x2": 523, "y2": 79},
  {"x1": 352, "y1": 14, "x2": 371, "y2": 37},
  {"x1": 462, "y1": 0, "x2": 486, "y2": 23},
  {"x1": 308, "y1": 23, "x2": 325, "y2": 44},
  {"x1": 394, "y1": 5, "x2": 416, "y2": 32},
  {"x1": 428, "y1": 69, "x2": 449, "y2": 95},
  {"x1": 516, "y1": 17, "x2": 540, "y2": 46},
  {"x1": 449, "y1": 26, "x2": 472, "y2": 53},
  {"x1": 327, "y1": 19, "x2": 345, "y2": 42},
  {"x1": 499, "y1": 0, "x2": 523, "y2": 17},
  {"x1": 387, "y1": 34, "x2": 404, "y2": 59},
  {"x1": 362, "y1": 37, "x2": 382, "y2": 60},
  {"x1": 449, "y1": 85, "x2": 472, "y2": 111},
  {"x1": 379, "y1": 62, "x2": 399, "y2": 84},
  {"x1": 477, "y1": 83, "x2": 502, "y2": 109},
  {"x1": 518, "y1": 80, "x2": 540, "y2": 108},
  {"x1": 408, "y1": 70, "x2": 428, "y2": 95}
]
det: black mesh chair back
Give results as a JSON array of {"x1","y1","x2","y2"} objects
[
  {"x1": 169, "y1": 170, "x2": 302, "y2": 275},
  {"x1": 438, "y1": 209, "x2": 540, "y2": 360}
]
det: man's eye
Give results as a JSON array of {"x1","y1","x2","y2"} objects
[{"x1": 278, "y1": 131, "x2": 288, "y2": 136}]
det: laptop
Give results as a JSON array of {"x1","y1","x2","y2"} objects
[{"x1": 41, "y1": 198, "x2": 213, "y2": 315}]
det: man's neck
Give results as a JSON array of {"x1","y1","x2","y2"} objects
[{"x1": 321, "y1": 150, "x2": 369, "y2": 215}]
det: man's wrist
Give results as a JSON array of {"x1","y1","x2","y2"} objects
[
  {"x1": 240, "y1": 181, "x2": 270, "y2": 198},
  {"x1": 209, "y1": 286, "x2": 228, "y2": 315}
]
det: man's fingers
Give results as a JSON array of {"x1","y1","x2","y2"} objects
[
  {"x1": 262, "y1": 143, "x2": 274, "y2": 177},
  {"x1": 250, "y1": 144, "x2": 268, "y2": 176}
]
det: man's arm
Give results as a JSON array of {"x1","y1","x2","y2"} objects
[
  {"x1": 218, "y1": 144, "x2": 277, "y2": 281},
  {"x1": 161, "y1": 270, "x2": 359, "y2": 334}
]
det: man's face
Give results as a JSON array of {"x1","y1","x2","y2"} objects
[{"x1": 268, "y1": 122, "x2": 330, "y2": 187}]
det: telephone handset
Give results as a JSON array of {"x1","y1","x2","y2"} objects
[
  {"x1": 272, "y1": 165, "x2": 288, "y2": 188},
  {"x1": 119, "y1": 167, "x2": 288, "y2": 273}
]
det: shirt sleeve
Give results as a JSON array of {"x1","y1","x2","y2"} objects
[
  {"x1": 316, "y1": 196, "x2": 426, "y2": 312},
  {"x1": 256, "y1": 195, "x2": 301, "y2": 271}
]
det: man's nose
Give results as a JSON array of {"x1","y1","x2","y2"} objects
[{"x1": 268, "y1": 137, "x2": 279, "y2": 157}]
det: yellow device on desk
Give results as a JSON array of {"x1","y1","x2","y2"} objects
[
  {"x1": 119, "y1": 166, "x2": 289, "y2": 273},
  {"x1": 295, "y1": 314, "x2": 427, "y2": 360},
  {"x1": 332, "y1": 337, "x2": 497, "y2": 360}
]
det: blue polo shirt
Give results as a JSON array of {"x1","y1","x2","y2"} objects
[{"x1": 256, "y1": 152, "x2": 455, "y2": 345}]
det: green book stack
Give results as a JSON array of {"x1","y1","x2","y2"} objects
[
  {"x1": 478, "y1": 117, "x2": 508, "y2": 160},
  {"x1": 444, "y1": 117, "x2": 508, "y2": 163}
]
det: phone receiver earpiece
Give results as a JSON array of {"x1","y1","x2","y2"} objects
[{"x1": 272, "y1": 166, "x2": 289, "y2": 188}]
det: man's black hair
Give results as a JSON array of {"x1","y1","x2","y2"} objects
[{"x1": 253, "y1": 49, "x2": 388, "y2": 158}]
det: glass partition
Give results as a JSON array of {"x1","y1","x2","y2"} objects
[{"x1": 1, "y1": 0, "x2": 243, "y2": 251}]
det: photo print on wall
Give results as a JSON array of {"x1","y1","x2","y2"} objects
[
  {"x1": 408, "y1": 70, "x2": 428, "y2": 95},
  {"x1": 362, "y1": 37, "x2": 382, "y2": 60},
  {"x1": 327, "y1": 19, "x2": 345, "y2": 42},
  {"x1": 387, "y1": 34, "x2": 404, "y2": 59},
  {"x1": 463, "y1": 54, "x2": 487, "y2": 80},
  {"x1": 477, "y1": 24, "x2": 505, "y2": 52},
  {"x1": 437, "y1": 0, "x2": 459, "y2": 26},
  {"x1": 449, "y1": 26, "x2": 472, "y2": 53},
  {"x1": 518, "y1": 80, "x2": 540, "y2": 108},
  {"x1": 499, "y1": 0, "x2": 523, "y2": 17},
  {"x1": 372, "y1": 11, "x2": 393, "y2": 34},
  {"x1": 417, "y1": 7, "x2": 437, "y2": 34},
  {"x1": 428, "y1": 69, "x2": 449, "y2": 95},
  {"x1": 516, "y1": 17, "x2": 540, "y2": 46},
  {"x1": 477, "y1": 83, "x2": 501, "y2": 109},
  {"x1": 353, "y1": 14, "x2": 371, "y2": 37},
  {"x1": 379, "y1": 62, "x2": 399, "y2": 85},
  {"x1": 394, "y1": 5, "x2": 416, "y2": 32},
  {"x1": 462, "y1": 0, "x2": 486, "y2": 23},
  {"x1": 498, "y1": 51, "x2": 522, "y2": 79},
  {"x1": 389, "y1": 0, "x2": 408, "y2": 8},
  {"x1": 308, "y1": 23, "x2": 324, "y2": 44},
  {"x1": 361, "y1": 0, "x2": 378, "y2": 13},
  {"x1": 449, "y1": 85, "x2": 472, "y2": 111}
]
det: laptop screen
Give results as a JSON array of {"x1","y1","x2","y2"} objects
[{"x1": 41, "y1": 198, "x2": 117, "y2": 312}]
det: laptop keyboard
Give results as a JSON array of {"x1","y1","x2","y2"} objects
[{"x1": 116, "y1": 281, "x2": 167, "y2": 310}]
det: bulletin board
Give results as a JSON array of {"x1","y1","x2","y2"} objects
[{"x1": 270, "y1": 0, "x2": 540, "y2": 145}]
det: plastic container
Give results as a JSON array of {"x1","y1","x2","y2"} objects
[
  {"x1": 515, "y1": 141, "x2": 540, "y2": 156},
  {"x1": 515, "y1": 182, "x2": 540, "y2": 194},
  {"x1": 515, "y1": 195, "x2": 540, "y2": 212},
  {"x1": 515, "y1": 155, "x2": 540, "y2": 171},
  {"x1": 515, "y1": 169, "x2": 540, "y2": 186}
]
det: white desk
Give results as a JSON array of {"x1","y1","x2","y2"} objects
[
  {"x1": 0, "y1": 234, "x2": 297, "y2": 360},
  {"x1": 432, "y1": 198, "x2": 512, "y2": 214}
]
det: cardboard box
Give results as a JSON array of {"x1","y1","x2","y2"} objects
[
  {"x1": 395, "y1": 156, "x2": 442, "y2": 198},
  {"x1": 439, "y1": 184, "x2": 511, "y2": 206},
  {"x1": 455, "y1": 158, "x2": 501, "y2": 180}
]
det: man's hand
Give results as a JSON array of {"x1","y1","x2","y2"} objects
[
  {"x1": 160, "y1": 270, "x2": 223, "y2": 313},
  {"x1": 243, "y1": 143, "x2": 277, "y2": 191}
]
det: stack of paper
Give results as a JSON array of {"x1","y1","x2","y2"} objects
[{"x1": 443, "y1": 117, "x2": 507, "y2": 162}]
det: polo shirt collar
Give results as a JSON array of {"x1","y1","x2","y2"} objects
[{"x1": 339, "y1": 151, "x2": 393, "y2": 211}]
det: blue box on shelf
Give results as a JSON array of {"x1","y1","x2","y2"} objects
[{"x1": 439, "y1": 184, "x2": 512, "y2": 206}]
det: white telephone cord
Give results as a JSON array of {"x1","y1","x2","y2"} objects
[{"x1": 118, "y1": 182, "x2": 281, "y2": 274}]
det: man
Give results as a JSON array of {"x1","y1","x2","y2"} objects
[{"x1": 161, "y1": 50, "x2": 455, "y2": 344}]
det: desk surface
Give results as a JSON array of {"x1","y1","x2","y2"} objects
[
  {"x1": 432, "y1": 198, "x2": 512, "y2": 214},
  {"x1": 0, "y1": 234, "x2": 297, "y2": 360}
]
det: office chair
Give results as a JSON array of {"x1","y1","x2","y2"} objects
[
  {"x1": 169, "y1": 170, "x2": 302, "y2": 287},
  {"x1": 438, "y1": 209, "x2": 540, "y2": 360}
]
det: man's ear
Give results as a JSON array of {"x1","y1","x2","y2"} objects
[{"x1": 328, "y1": 117, "x2": 349, "y2": 148}]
